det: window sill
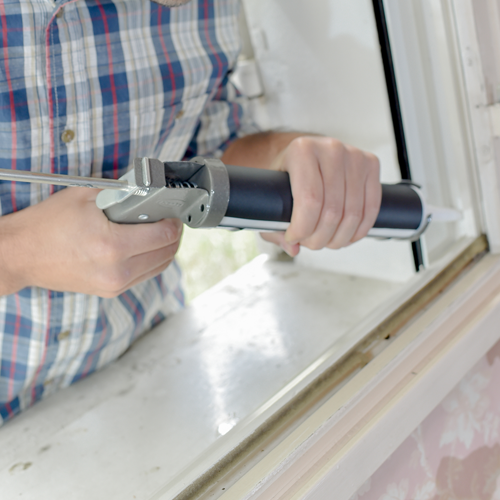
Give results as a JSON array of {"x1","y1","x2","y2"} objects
[{"x1": 0, "y1": 237, "x2": 489, "y2": 499}]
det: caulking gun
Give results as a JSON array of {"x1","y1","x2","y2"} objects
[{"x1": 0, "y1": 156, "x2": 461, "y2": 240}]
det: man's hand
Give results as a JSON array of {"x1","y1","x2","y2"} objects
[
  {"x1": 0, "y1": 187, "x2": 182, "y2": 297},
  {"x1": 263, "y1": 136, "x2": 381, "y2": 256},
  {"x1": 222, "y1": 133, "x2": 382, "y2": 256}
]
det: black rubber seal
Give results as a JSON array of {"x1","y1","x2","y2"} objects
[{"x1": 372, "y1": 0, "x2": 424, "y2": 270}]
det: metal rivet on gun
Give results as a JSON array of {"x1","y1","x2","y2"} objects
[{"x1": 138, "y1": 214, "x2": 149, "y2": 220}]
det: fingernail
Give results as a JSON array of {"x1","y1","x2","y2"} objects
[
  {"x1": 281, "y1": 242, "x2": 300, "y2": 258},
  {"x1": 285, "y1": 233, "x2": 299, "y2": 245}
]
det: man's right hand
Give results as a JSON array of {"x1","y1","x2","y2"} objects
[{"x1": 0, "y1": 187, "x2": 183, "y2": 298}]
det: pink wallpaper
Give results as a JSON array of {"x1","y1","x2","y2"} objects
[{"x1": 350, "y1": 339, "x2": 500, "y2": 500}]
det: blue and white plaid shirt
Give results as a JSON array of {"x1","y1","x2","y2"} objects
[{"x1": 0, "y1": 0, "x2": 252, "y2": 424}]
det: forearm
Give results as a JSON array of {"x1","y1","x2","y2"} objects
[{"x1": 221, "y1": 131, "x2": 306, "y2": 170}]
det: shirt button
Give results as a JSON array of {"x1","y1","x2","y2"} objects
[
  {"x1": 57, "y1": 330, "x2": 70, "y2": 341},
  {"x1": 56, "y1": 8, "x2": 64, "y2": 18},
  {"x1": 175, "y1": 109, "x2": 185, "y2": 120},
  {"x1": 61, "y1": 129, "x2": 75, "y2": 143}
]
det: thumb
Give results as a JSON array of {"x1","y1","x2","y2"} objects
[{"x1": 260, "y1": 232, "x2": 300, "y2": 257}]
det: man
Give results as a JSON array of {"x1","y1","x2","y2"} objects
[{"x1": 0, "y1": 0, "x2": 381, "y2": 424}]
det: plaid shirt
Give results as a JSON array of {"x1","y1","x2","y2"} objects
[{"x1": 0, "y1": 0, "x2": 251, "y2": 425}]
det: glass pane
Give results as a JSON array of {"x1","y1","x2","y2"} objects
[{"x1": 177, "y1": 228, "x2": 258, "y2": 302}]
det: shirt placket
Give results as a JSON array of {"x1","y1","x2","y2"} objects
[{"x1": 45, "y1": 0, "x2": 92, "y2": 180}]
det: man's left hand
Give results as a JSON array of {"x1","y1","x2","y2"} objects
[{"x1": 261, "y1": 136, "x2": 382, "y2": 256}]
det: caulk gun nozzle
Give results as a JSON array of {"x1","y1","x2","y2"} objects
[{"x1": 426, "y1": 205, "x2": 463, "y2": 222}]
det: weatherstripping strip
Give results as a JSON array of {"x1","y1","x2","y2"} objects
[{"x1": 371, "y1": 0, "x2": 424, "y2": 271}]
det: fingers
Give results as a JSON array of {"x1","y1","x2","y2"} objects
[
  {"x1": 63, "y1": 186, "x2": 184, "y2": 259},
  {"x1": 110, "y1": 218, "x2": 183, "y2": 258},
  {"x1": 350, "y1": 157, "x2": 382, "y2": 243},
  {"x1": 277, "y1": 137, "x2": 381, "y2": 251},
  {"x1": 83, "y1": 191, "x2": 183, "y2": 295},
  {"x1": 261, "y1": 231, "x2": 301, "y2": 257},
  {"x1": 122, "y1": 241, "x2": 180, "y2": 285},
  {"x1": 112, "y1": 260, "x2": 176, "y2": 297},
  {"x1": 282, "y1": 138, "x2": 325, "y2": 245},
  {"x1": 95, "y1": 239, "x2": 181, "y2": 298},
  {"x1": 296, "y1": 139, "x2": 347, "y2": 249},
  {"x1": 327, "y1": 147, "x2": 377, "y2": 249}
]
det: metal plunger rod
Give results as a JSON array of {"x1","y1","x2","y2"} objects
[{"x1": 0, "y1": 168, "x2": 131, "y2": 191}]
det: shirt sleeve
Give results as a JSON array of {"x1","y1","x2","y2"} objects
[{"x1": 183, "y1": 72, "x2": 259, "y2": 160}]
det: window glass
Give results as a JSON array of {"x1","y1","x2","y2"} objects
[{"x1": 177, "y1": 228, "x2": 258, "y2": 302}]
